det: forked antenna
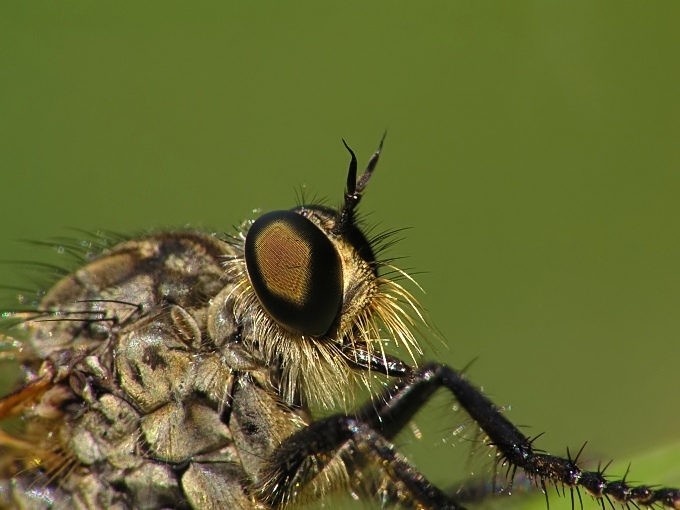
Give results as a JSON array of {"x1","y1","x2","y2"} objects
[{"x1": 332, "y1": 132, "x2": 386, "y2": 235}]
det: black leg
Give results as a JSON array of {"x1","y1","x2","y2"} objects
[
  {"x1": 257, "y1": 360, "x2": 680, "y2": 509},
  {"x1": 364, "y1": 361, "x2": 680, "y2": 509},
  {"x1": 257, "y1": 412, "x2": 464, "y2": 509}
]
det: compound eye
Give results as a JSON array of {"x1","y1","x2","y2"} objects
[{"x1": 244, "y1": 210, "x2": 343, "y2": 337}]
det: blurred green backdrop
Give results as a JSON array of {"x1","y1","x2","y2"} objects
[{"x1": 1, "y1": 2, "x2": 679, "y2": 509}]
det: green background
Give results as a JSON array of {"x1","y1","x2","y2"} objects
[{"x1": 1, "y1": 3, "x2": 679, "y2": 509}]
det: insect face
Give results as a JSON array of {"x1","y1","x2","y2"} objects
[{"x1": 224, "y1": 141, "x2": 422, "y2": 410}]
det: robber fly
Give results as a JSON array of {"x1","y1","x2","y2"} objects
[{"x1": 0, "y1": 137, "x2": 678, "y2": 509}]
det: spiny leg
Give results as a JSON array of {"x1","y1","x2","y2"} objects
[
  {"x1": 257, "y1": 412, "x2": 464, "y2": 510},
  {"x1": 259, "y1": 357, "x2": 680, "y2": 509},
  {"x1": 360, "y1": 361, "x2": 680, "y2": 509},
  {"x1": 256, "y1": 353, "x2": 460, "y2": 509}
]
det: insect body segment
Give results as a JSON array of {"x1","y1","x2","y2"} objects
[{"x1": 0, "y1": 139, "x2": 678, "y2": 510}]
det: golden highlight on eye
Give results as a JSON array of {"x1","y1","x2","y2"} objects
[{"x1": 253, "y1": 221, "x2": 312, "y2": 305}]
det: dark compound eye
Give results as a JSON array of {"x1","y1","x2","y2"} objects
[{"x1": 244, "y1": 210, "x2": 343, "y2": 337}]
